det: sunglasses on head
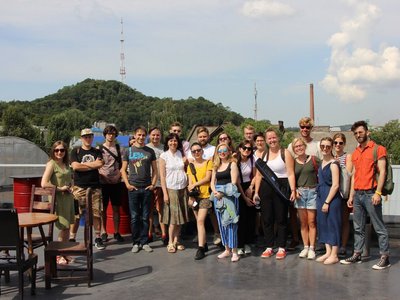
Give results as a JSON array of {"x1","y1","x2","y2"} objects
[
  {"x1": 334, "y1": 141, "x2": 344, "y2": 145},
  {"x1": 242, "y1": 146, "x2": 253, "y2": 151},
  {"x1": 300, "y1": 125, "x2": 311, "y2": 130},
  {"x1": 54, "y1": 148, "x2": 66, "y2": 153},
  {"x1": 320, "y1": 144, "x2": 332, "y2": 150},
  {"x1": 217, "y1": 148, "x2": 229, "y2": 154},
  {"x1": 191, "y1": 149, "x2": 202, "y2": 154}
]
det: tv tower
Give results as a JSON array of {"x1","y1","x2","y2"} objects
[
  {"x1": 119, "y1": 18, "x2": 126, "y2": 83},
  {"x1": 254, "y1": 82, "x2": 258, "y2": 121}
]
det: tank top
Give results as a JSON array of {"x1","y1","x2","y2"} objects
[
  {"x1": 216, "y1": 162, "x2": 232, "y2": 185},
  {"x1": 265, "y1": 154, "x2": 287, "y2": 178}
]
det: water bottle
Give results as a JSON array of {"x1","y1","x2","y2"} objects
[{"x1": 254, "y1": 194, "x2": 261, "y2": 210}]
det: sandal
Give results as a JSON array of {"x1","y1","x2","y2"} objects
[
  {"x1": 176, "y1": 243, "x2": 185, "y2": 251},
  {"x1": 167, "y1": 243, "x2": 176, "y2": 253},
  {"x1": 56, "y1": 256, "x2": 68, "y2": 265}
]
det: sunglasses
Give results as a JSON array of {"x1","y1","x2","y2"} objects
[
  {"x1": 334, "y1": 141, "x2": 344, "y2": 145},
  {"x1": 300, "y1": 125, "x2": 311, "y2": 130},
  {"x1": 320, "y1": 145, "x2": 332, "y2": 150},
  {"x1": 191, "y1": 149, "x2": 202, "y2": 154},
  {"x1": 217, "y1": 148, "x2": 229, "y2": 154},
  {"x1": 242, "y1": 146, "x2": 253, "y2": 151},
  {"x1": 82, "y1": 135, "x2": 93, "y2": 139},
  {"x1": 54, "y1": 148, "x2": 66, "y2": 153}
]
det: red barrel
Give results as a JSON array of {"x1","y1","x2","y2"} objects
[
  {"x1": 12, "y1": 176, "x2": 42, "y2": 213},
  {"x1": 106, "y1": 185, "x2": 131, "y2": 235}
]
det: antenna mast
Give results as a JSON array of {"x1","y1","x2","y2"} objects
[
  {"x1": 254, "y1": 82, "x2": 258, "y2": 121},
  {"x1": 120, "y1": 18, "x2": 126, "y2": 83}
]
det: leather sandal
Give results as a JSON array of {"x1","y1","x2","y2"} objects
[
  {"x1": 167, "y1": 243, "x2": 176, "y2": 253},
  {"x1": 176, "y1": 243, "x2": 185, "y2": 251}
]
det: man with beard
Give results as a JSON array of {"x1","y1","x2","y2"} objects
[
  {"x1": 188, "y1": 126, "x2": 215, "y2": 160},
  {"x1": 340, "y1": 120, "x2": 390, "y2": 270},
  {"x1": 288, "y1": 117, "x2": 321, "y2": 158}
]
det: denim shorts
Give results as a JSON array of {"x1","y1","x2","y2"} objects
[{"x1": 294, "y1": 187, "x2": 317, "y2": 210}]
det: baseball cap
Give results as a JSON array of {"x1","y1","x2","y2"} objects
[{"x1": 80, "y1": 128, "x2": 93, "y2": 136}]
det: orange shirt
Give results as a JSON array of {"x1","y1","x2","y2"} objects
[{"x1": 352, "y1": 140, "x2": 387, "y2": 190}]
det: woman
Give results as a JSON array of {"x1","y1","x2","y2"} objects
[
  {"x1": 254, "y1": 128, "x2": 296, "y2": 260},
  {"x1": 332, "y1": 133, "x2": 352, "y2": 256},
  {"x1": 292, "y1": 137, "x2": 320, "y2": 260},
  {"x1": 210, "y1": 143, "x2": 240, "y2": 262},
  {"x1": 187, "y1": 142, "x2": 213, "y2": 260},
  {"x1": 253, "y1": 132, "x2": 266, "y2": 159},
  {"x1": 217, "y1": 132, "x2": 235, "y2": 151},
  {"x1": 316, "y1": 137, "x2": 342, "y2": 265},
  {"x1": 41, "y1": 141, "x2": 75, "y2": 265},
  {"x1": 160, "y1": 133, "x2": 188, "y2": 253},
  {"x1": 236, "y1": 140, "x2": 256, "y2": 255}
]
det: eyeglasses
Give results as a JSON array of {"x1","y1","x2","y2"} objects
[
  {"x1": 300, "y1": 125, "x2": 311, "y2": 130},
  {"x1": 54, "y1": 148, "x2": 66, "y2": 153},
  {"x1": 217, "y1": 148, "x2": 229, "y2": 154},
  {"x1": 320, "y1": 145, "x2": 332, "y2": 150},
  {"x1": 294, "y1": 144, "x2": 304, "y2": 149},
  {"x1": 219, "y1": 136, "x2": 228, "y2": 141},
  {"x1": 191, "y1": 149, "x2": 202, "y2": 154},
  {"x1": 334, "y1": 141, "x2": 344, "y2": 145},
  {"x1": 82, "y1": 135, "x2": 93, "y2": 139},
  {"x1": 242, "y1": 146, "x2": 253, "y2": 151}
]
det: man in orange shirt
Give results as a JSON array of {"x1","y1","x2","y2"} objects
[{"x1": 340, "y1": 121, "x2": 390, "y2": 270}]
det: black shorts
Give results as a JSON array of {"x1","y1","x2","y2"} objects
[{"x1": 101, "y1": 183, "x2": 123, "y2": 208}]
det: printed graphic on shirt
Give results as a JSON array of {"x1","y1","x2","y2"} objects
[
  {"x1": 81, "y1": 154, "x2": 96, "y2": 163},
  {"x1": 129, "y1": 151, "x2": 151, "y2": 174}
]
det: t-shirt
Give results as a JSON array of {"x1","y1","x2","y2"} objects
[
  {"x1": 123, "y1": 145, "x2": 156, "y2": 187},
  {"x1": 99, "y1": 144, "x2": 122, "y2": 184},
  {"x1": 288, "y1": 139, "x2": 321, "y2": 159},
  {"x1": 146, "y1": 143, "x2": 164, "y2": 187},
  {"x1": 187, "y1": 160, "x2": 213, "y2": 198},
  {"x1": 160, "y1": 150, "x2": 187, "y2": 190},
  {"x1": 187, "y1": 143, "x2": 216, "y2": 160},
  {"x1": 70, "y1": 147, "x2": 103, "y2": 188},
  {"x1": 240, "y1": 158, "x2": 255, "y2": 183}
]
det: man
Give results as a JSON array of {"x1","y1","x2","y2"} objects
[
  {"x1": 169, "y1": 121, "x2": 190, "y2": 156},
  {"x1": 146, "y1": 127, "x2": 167, "y2": 245},
  {"x1": 188, "y1": 126, "x2": 215, "y2": 160},
  {"x1": 70, "y1": 128, "x2": 105, "y2": 250},
  {"x1": 121, "y1": 125, "x2": 157, "y2": 253},
  {"x1": 288, "y1": 117, "x2": 321, "y2": 158},
  {"x1": 99, "y1": 125, "x2": 124, "y2": 243},
  {"x1": 340, "y1": 120, "x2": 390, "y2": 270},
  {"x1": 243, "y1": 125, "x2": 255, "y2": 142}
]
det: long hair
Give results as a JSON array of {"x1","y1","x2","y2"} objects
[
  {"x1": 332, "y1": 132, "x2": 346, "y2": 144},
  {"x1": 212, "y1": 143, "x2": 235, "y2": 170},
  {"x1": 50, "y1": 141, "x2": 69, "y2": 165},
  {"x1": 236, "y1": 140, "x2": 254, "y2": 165},
  {"x1": 320, "y1": 137, "x2": 334, "y2": 156}
]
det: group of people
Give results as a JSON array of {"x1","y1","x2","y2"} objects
[{"x1": 41, "y1": 118, "x2": 391, "y2": 270}]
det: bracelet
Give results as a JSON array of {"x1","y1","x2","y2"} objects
[
  {"x1": 324, "y1": 201, "x2": 330, "y2": 205},
  {"x1": 375, "y1": 191, "x2": 382, "y2": 196}
]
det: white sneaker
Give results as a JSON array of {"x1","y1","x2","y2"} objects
[
  {"x1": 142, "y1": 244, "x2": 153, "y2": 253},
  {"x1": 307, "y1": 249, "x2": 316, "y2": 260},
  {"x1": 244, "y1": 244, "x2": 252, "y2": 254},
  {"x1": 299, "y1": 248, "x2": 309, "y2": 258},
  {"x1": 237, "y1": 248, "x2": 245, "y2": 255}
]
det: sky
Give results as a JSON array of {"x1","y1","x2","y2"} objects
[{"x1": 1, "y1": 0, "x2": 399, "y2": 127}]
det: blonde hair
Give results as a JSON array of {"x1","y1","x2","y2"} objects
[
  {"x1": 212, "y1": 143, "x2": 236, "y2": 170},
  {"x1": 292, "y1": 137, "x2": 307, "y2": 149},
  {"x1": 299, "y1": 117, "x2": 314, "y2": 127}
]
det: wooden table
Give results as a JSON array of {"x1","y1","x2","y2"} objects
[{"x1": 18, "y1": 212, "x2": 58, "y2": 255}]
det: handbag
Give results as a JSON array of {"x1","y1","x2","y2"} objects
[{"x1": 188, "y1": 163, "x2": 200, "y2": 197}]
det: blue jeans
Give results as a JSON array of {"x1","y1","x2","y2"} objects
[
  {"x1": 128, "y1": 188, "x2": 152, "y2": 245},
  {"x1": 353, "y1": 190, "x2": 389, "y2": 255}
]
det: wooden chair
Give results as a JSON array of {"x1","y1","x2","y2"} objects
[
  {"x1": 24, "y1": 185, "x2": 56, "y2": 251},
  {"x1": 0, "y1": 209, "x2": 38, "y2": 299},
  {"x1": 44, "y1": 188, "x2": 93, "y2": 289}
]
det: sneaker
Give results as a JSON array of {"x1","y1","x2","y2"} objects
[
  {"x1": 372, "y1": 256, "x2": 391, "y2": 270},
  {"x1": 114, "y1": 232, "x2": 125, "y2": 243},
  {"x1": 307, "y1": 249, "x2": 316, "y2": 260},
  {"x1": 101, "y1": 233, "x2": 108, "y2": 243},
  {"x1": 142, "y1": 244, "x2": 153, "y2": 253},
  {"x1": 261, "y1": 248, "x2": 274, "y2": 258},
  {"x1": 340, "y1": 252, "x2": 362, "y2": 265},
  {"x1": 244, "y1": 244, "x2": 252, "y2": 254},
  {"x1": 94, "y1": 238, "x2": 106, "y2": 250},
  {"x1": 194, "y1": 247, "x2": 206, "y2": 260},
  {"x1": 276, "y1": 248, "x2": 287, "y2": 260},
  {"x1": 237, "y1": 248, "x2": 245, "y2": 255},
  {"x1": 299, "y1": 248, "x2": 309, "y2": 258},
  {"x1": 213, "y1": 233, "x2": 222, "y2": 245},
  {"x1": 131, "y1": 244, "x2": 140, "y2": 253}
]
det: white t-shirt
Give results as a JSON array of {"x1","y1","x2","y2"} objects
[
  {"x1": 187, "y1": 143, "x2": 216, "y2": 160},
  {"x1": 146, "y1": 143, "x2": 164, "y2": 187},
  {"x1": 160, "y1": 150, "x2": 187, "y2": 190},
  {"x1": 288, "y1": 139, "x2": 321, "y2": 159}
]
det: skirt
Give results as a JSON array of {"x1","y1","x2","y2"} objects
[{"x1": 161, "y1": 188, "x2": 188, "y2": 225}]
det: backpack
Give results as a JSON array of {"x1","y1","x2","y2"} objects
[
  {"x1": 339, "y1": 164, "x2": 351, "y2": 199},
  {"x1": 373, "y1": 144, "x2": 394, "y2": 196}
]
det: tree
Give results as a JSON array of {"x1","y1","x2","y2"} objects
[{"x1": 370, "y1": 119, "x2": 400, "y2": 164}]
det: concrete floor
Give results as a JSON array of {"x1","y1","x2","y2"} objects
[{"x1": 1, "y1": 232, "x2": 399, "y2": 300}]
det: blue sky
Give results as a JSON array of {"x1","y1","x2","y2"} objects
[{"x1": 1, "y1": 0, "x2": 399, "y2": 127}]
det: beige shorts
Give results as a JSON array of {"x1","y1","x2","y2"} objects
[{"x1": 72, "y1": 186, "x2": 102, "y2": 218}]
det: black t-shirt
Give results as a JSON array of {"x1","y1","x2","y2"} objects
[
  {"x1": 122, "y1": 145, "x2": 156, "y2": 187},
  {"x1": 70, "y1": 147, "x2": 103, "y2": 188}
]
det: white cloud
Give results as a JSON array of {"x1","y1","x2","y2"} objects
[
  {"x1": 321, "y1": 1, "x2": 400, "y2": 102},
  {"x1": 241, "y1": 0, "x2": 295, "y2": 18}
]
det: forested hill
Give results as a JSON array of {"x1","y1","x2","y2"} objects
[{"x1": 4, "y1": 78, "x2": 244, "y2": 132}]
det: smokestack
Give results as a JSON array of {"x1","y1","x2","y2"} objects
[{"x1": 309, "y1": 83, "x2": 315, "y2": 122}]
